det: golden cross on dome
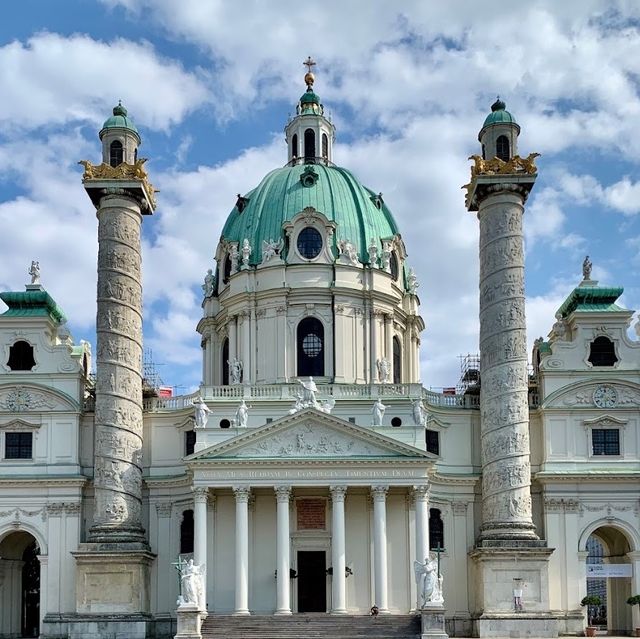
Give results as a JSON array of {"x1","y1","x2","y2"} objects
[{"x1": 303, "y1": 56, "x2": 316, "y2": 73}]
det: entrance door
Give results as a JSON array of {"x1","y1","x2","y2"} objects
[
  {"x1": 297, "y1": 551, "x2": 326, "y2": 612},
  {"x1": 22, "y1": 540, "x2": 40, "y2": 638}
]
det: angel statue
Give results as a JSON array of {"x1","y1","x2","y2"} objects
[
  {"x1": 176, "y1": 558, "x2": 205, "y2": 610},
  {"x1": 192, "y1": 396, "x2": 211, "y2": 429},
  {"x1": 319, "y1": 397, "x2": 336, "y2": 414},
  {"x1": 29, "y1": 260, "x2": 41, "y2": 285},
  {"x1": 414, "y1": 555, "x2": 444, "y2": 607},
  {"x1": 582, "y1": 255, "x2": 593, "y2": 281},
  {"x1": 262, "y1": 238, "x2": 284, "y2": 263}
]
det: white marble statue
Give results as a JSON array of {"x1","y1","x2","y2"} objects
[
  {"x1": 241, "y1": 238, "x2": 251, "y2": 268},
  {"x1": 319, "y1": 397, "x2": 335, "y2": 414},
  {"x1": 338, "y1": 239, "x2": 359, "y2": 265},
  {"x1": 192, "y1": 396, "x2": 211, "y2": 429},
  {"x1": 229, "y1": 243, "x2": 239, "y2": 273},
  {"x1": 372, "y1": 398, "x2": 386, "y2": 426},
  {"x1": 235, "y1": 399, "x2": 249, "y2": 428},
  {"x1": 368, "y1": 238, "x2": 379, "y2": 267},
  {"x1": 177, "y1": 559, "x2": 205, "y2": 609},
  {"x1": 202, "y1": 269, "x2": 215, "y2": 298},
  {"x1": 381, "y1": 241, "x2": 392, "y2": 272},
  {"x1": 299, "y1": 377, "x2": 319, "y2": 408},
  {"x1": 582, "y1": 255, "x2": 592, "y2": 280},
  {"x1": 29, "y1": 260, "x2": 40, "y2": 285},
  {"x1": 229, "y1": 358, "x2": 243, "y2": 384},
  {"x1": 262, "y1": 238, "x2": 283, "y2": 263},
  {"x1": 376, "y1": 357, "x2": 391, "y2": 383},
  {"x1": 414, "y1": 555, "x2": 444, "y2": 607},
  {"x1": 288, "y1": 392, "x2": 304, "y2": 415},
  {"x1": 408, "y1": 267, "x2": 419, "y2": 294},
  {"x1": 412, "y1": 398, "x2": 426, "y2": 426}
]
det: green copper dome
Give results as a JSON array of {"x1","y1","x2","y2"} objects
[
  {"x1": 221, "y1": 163, "x2": 399, "y2": 265},
  {"x1": 300, "y1": 89, "x2": 320, "y2": 105},
  {"x1": 100, "y1": 102, "x2": 139, "y2": 137},
  {"x1": 482, "y1": 98, "x2": 517, "y2": 127}
]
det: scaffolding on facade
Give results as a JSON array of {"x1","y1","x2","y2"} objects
[{"x1": 457, "y1": 353, "x2": 480, "y2": 395}]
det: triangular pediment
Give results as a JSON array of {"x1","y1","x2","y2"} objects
[{"x1": 188, "y1": 409, "x2": 432, "y2": 462}]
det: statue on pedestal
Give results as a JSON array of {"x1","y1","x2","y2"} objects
[
  {"x1": 202, "y1": 269, "x2": 215, "y2": 298},
  {"x1": 414, "y1": 555, "x2": 444, "y2": 607},
  {"x1": 376, "y1": 357, "x2": 391, "y2": 383},
  {"x1": 175, "y1": 558, "x2": 205, "y2": 610},
  {"x1": 372, "y1": 398, "x2": 386, "y2": 426},
  {"x1": 582, "y1": 255, "x2": 593, "y2": 281},
  {"x1": 192, "y1": 396, "x2": 210, "y2": 429},
  {"x1": 29, "y1": 260, "x2": 41, "y2": 285},
  {"x1": 235, "y1": 399, "x2": 249, "y2": 428},
  {"x1": 229, "y1": 358, "x2": 243, "y2": 384},
  {"x1": 299, "y1": 377, "x2": 319, "y2": 408}
]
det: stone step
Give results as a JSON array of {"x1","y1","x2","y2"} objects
[{"x1": 201, "y1": 614, "x2": 421, "y2": 639}]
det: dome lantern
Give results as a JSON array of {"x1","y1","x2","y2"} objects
[
  {"x1": 99, "y1": 101, "x2": 141, "y2": 167},
  {"x1": 478, "y1": 96, "x2": 520, "y2": 161},
  {"x1": 284, "y1": 57, "x2": 336, "y2": 166}
]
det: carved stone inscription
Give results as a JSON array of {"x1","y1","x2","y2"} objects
[
  {"x1": 297, "y1": 499, "x2": 326, "y2": 530},
  {"x1": 92, "y1": 202, "x2": 146, "y2": 543},
  {"x1": 478, "y1": 198, "x2": 535, "y2": 538}
]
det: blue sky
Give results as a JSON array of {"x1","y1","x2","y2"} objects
[{"x1": 1, "y1": 1, "x2": 640, "y2": 393}]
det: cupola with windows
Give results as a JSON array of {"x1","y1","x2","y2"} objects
[
  {"x1": 99, "y1": 101, "x2": 141, "y2": 167},
  {"x1": 198, "y1": 60, "x2": 425, "y2": 388},
  {"x1": 478, "y1": 98, "x2": 520, "y2": 161}
]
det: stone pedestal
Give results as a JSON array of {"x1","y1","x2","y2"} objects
[
  {"x1": 421, "y1": 604, "x2": 448, "y2": 639},
  {"x1": 175, "y1": 604, "x2": 206, "y2": 639},
  {"x1": 68, "y1": 544, "x2": 155, "y2": 637},
  {"x1": 470, "y1": 544, "x2": 558, "y2": 638}
]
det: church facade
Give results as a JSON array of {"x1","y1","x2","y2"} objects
[{"x1": 0, "y1": 67, "x2": 639, "y2": 639}]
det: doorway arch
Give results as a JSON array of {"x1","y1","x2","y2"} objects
[
  {"x1": 581, "y1": 523, "x2": 635, "y2": 635},
  {"x1": 0, "y1": 530, "x2": 41, "y2": 637}
]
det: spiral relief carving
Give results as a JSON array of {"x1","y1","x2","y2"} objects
[
  {"x1": 91, "y1": 200, "x2": 146, "y2": 543},
  {"x1": 478, "y1": 198, "x2": 537, "y2": 539}
]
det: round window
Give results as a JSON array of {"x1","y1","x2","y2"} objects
[
  {"x1": 302, "y1": 333, "x2": 322, "y2": 357},
  {"x1": 391, "y1": 417, "x2": 402, "y2": 427},
  {"x1": 297, "y1": 227, "x2": 323, "y2": 259}
]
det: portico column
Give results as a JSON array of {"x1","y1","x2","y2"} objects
[
  {"x1": 330, "y1": 486, "x2": 348, "y2": 614},
  {"x1": 193, "y1": 487, "x2": 209, "y2": 608},
  {"x1": 229, "y1": 315, "x2": 237, "y2": 367},
  {"x1": 274, "y1": 485, "x2": 292, "y2": 615},
  {"x1": 372, "y1": 485, "x2": 389, "y2": 612},
  {"x1": 241, "y1": 311, "x2": 251, "y2": 383},
  {"x1": 413, "y1": 484, "x2": 430, "y2": 564},
  {"x1": 628, "y1": 551, "x2": 640, "y2": 629},
  {"x1": 233, "y1": 486, "x2": 251, "y2": 615}
]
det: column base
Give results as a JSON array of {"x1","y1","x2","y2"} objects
[
  {"x1": 274, "y1": 609, "x2": 292, "y2": 615},
  {"x1": 420, "y1": 605, "x2": 448, "y2": 639},
  {"x1": 469, "y1": 541, "x2": 558, "y2": 637},
  {"x1": 330, "y1": 608, "x2": 348, "y2": 615},
  {"x1": 232, "y1": 609, "x2": 251, "y2": 615},
  {"x1": 73, "y1": 544, "x2": 155, "y2": 615}
]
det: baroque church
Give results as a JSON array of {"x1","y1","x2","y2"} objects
[{"x1": 0, "y1": 63, "x2": 639, "y2": 639}]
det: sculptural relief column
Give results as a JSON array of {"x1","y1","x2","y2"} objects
[
  {"x1": 91, "y1": 192, "x2": 147, "y2": 543},
  {"x1": 476, "y1": 188, "x2": 537, "y2": 540}
]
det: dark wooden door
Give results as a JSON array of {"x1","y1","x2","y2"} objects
[{"x1": 297, "y1": 551, "x2": 326, "y2": 612}]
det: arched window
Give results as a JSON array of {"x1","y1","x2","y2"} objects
[
  {"x1": 429, "y1": 508, "x2": 444, "y2": 550},
  {"x1": 180, "y1": 509, "x2": 194, "y2": 554},
  {"x1": 7, "y1": 341, "x2": 35, "y2": 371},
  {"x1": 588, "y1": 336, "x2": 618, "y2": 367},
  {"x1": 304, "y1": 128, "x2": 316, "y2": 163},
  {"x1": 393, "y1": 336, "x2": 401, "y2": 384},
  {"x1": 222, "y1": 338, "x2": 229, "y2": 385},
  {"x1": 481, "y1": 143, "x2": 486, "y2": 160},
  {"x1": 390, "y1": 251, "x2": 399, "y2": 281},
  {"x1": 297, "y1": 317, "x2": 324, "y2": 377},
  {"x1": 223, "y1": 254, "x2": 232, "y2": 284},
  {"x1": 291, "y1": 134, "x2": 298, "y2": 159},
  {"x1": 109, "y1": 140, "x2": 124, "y2": 167},
  {"x1": 496, "y1": 135, "x2": 510, "y2": 161},
  {"x1": 322, "y1": 133, "x2": 328, "y2": 160}
]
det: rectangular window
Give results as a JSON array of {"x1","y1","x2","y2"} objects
[
  {"x1": 592, "y1": 429, "x2": 620, "y2": 456},
  {"x1": 185, "y1": 430, "x2": 196, "y2": 456},
  {"x1": 426, "y1": 429, "x2": 440, "y2": 455},
  {"x1": 5, "y1": 432, "x2": 33, "y2": 459}
]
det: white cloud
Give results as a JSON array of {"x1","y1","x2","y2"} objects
[{"x1": 0, "y1": 32, "x2": 209, "y2": 132}]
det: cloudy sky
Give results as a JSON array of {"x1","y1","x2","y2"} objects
[{"x1": 1, "y1": 1, "x2": 640, "y2": 393}]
